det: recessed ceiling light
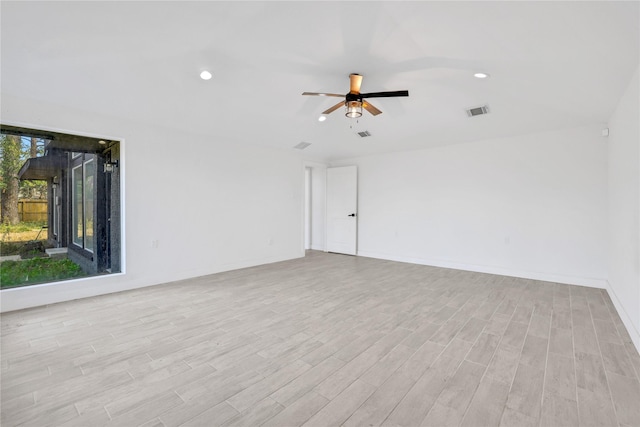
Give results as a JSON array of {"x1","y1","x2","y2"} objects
[
  {"x1": 474, "y1": 72, "x2": 489, "y2": 79},
  {"x1": 200, "y1": 70, "x2": 212, "y2": 80},
  {"x1": 318, "y1": 116, "x2": 327, "y2": 122}
]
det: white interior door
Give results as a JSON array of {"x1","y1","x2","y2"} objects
[{"x1": 326, "y1": 165, "x2": 357, "y2": 255}]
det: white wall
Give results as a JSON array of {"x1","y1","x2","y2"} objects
[
  {"x1": 607, "y1": 65, "x2": 640, "y2": 350},
  {"x1": 1, "y1": 94, "x2": 305, "y2": 312},
  {"x1": 333, "y1": 125, "x2": 608, "y2": 288}
]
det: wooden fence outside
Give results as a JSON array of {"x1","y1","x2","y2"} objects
[{"x1": 18, "y1": 200, "x2": 48, "y2": 222}]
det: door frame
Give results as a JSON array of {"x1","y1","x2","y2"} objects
[{"x1": 302, "y1": 161, "x2": 328, "y2": 253}]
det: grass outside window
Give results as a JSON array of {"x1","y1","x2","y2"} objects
[
  {"x1": 1, "y1": 258, "x2": 86, "y2": 289},
  {"x1": 1, "y1": 220, "x2": 87, "y2": 288}
]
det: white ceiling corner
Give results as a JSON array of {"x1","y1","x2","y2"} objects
[{"x1": 1, "y1": 1, "x2": 638, "y2": 162}]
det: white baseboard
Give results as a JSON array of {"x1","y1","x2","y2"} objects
[
  {"x1": 0, "y1": 252, "x2": 304, "y2": 313},
  {"x1": 356, "y1": 250, "x2": 607, "y2": 289},
  {"x1": 356, "y1": 251, "x2": 639, "y2": 353},
  {"x1": 605, "y1": 281, "x2": 640, "y2": 354}
]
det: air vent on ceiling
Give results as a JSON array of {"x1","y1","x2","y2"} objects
[
  {"x1": 294, "y1": 142, "x2": 312, "y2": 150},
  {"x1": 357, "y1": 130, "x2": 372, "y2": 138},
  {"x1": 466, "y1": 105, "x2": 490, "y2": 117}
]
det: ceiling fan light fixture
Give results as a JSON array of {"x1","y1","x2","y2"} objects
[
  {"x1": 345, "y1": 100, "x2": 363, "y2": 118},
  {"x1": 318, "y1": 115, "x2": 327, "y2": 122},
  {"x1": 302, "y1": 74, "x2": 408, "y2": 119},
  {"x1": 200, "y1": 70, "x2": 212, "y2": 80}
]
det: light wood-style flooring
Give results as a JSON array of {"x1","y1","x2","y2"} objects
[{"x1": 2, "y1": 251, "x2": 640, "y2": 426}]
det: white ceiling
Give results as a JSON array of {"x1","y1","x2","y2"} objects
[{"x1": 2, "y1": 1, "x2": 638, "y2": 162}]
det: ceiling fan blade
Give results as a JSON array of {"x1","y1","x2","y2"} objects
[
  {"x1": 349, "y1": 74, "x2": 363, "y2": 94},
  {"x1": 360, "y1": 90, "x2": 409, "y2": 98},
  {"x1": 322, "y1": 101, "x2": 345, "y2": 115},
  {"x1": 302, "y1": 92, "x2": 344, "y2": 97},
  {"x1": 363, "y1": 101, "x2": 382, "y2": 116}
]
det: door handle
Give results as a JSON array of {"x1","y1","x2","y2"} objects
[{"x1": 348, "y1": 213, "x2": 357, "y2": 217}]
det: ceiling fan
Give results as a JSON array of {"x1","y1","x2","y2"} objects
[{"x1": 302, "y1": 73, "x2": 409, "y2": 118}]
